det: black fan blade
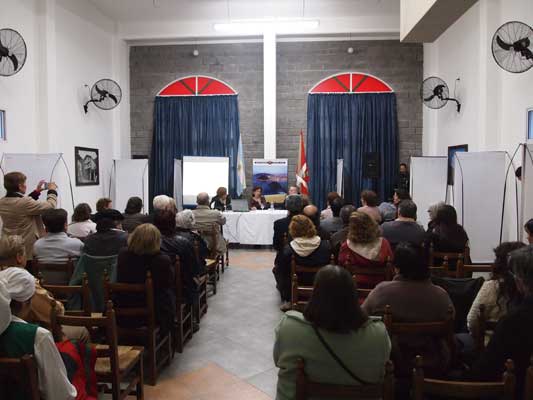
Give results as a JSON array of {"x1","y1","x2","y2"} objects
[
  {"x1": 8, "y1": 54, "x2": 18, "y2": 71},
  {"x1": 496, "y1": 35, "x2": 513, "y2": 51},
  {"x1": 514, "y1": 37, "x2": 533, "y2": 60},
  {"x1": 0, "y1": 38, "x2": 8, "y2": 57},
  {"x1": 108, "y1": 93, "x2": 118, "y2": 104},
  {"x1": 520, "y1": 47, "x2": 533, "y2": 60},
  {"x1": 94, "y1": 85, "x2": 106, "y2": 96},
  {"x1": 424, "y1": 94, "x2": 436, "y2": 102}
]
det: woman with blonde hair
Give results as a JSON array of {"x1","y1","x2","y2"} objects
[
  {"x1": 338, "y1": 211, "x2": 393, "y2": 288},
  {"x1": 115, "y1": 223, "x2": 174, "y2": 335},
  {"x1": 274, "y1": 215, "x2": 331, "y2": 311}
]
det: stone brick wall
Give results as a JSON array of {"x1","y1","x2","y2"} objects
[{"x1": 130, "y1": 40, "x2": 422, "y2": 188}]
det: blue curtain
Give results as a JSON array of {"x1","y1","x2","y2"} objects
[
  {"x1": 150, "y1": 95, "x2": 240, "y2": 201},
  {"x1": 307, "y1": 93, "x2": 399, "y2": 209}
]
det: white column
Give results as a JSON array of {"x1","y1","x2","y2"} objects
[{"x1": 263, "y1": 30, "x2": 277, "y2": 159}]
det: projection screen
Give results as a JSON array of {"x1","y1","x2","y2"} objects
[
  {"x1": 111, "y1": 159, "x2": 149, "y2": 213},
  {"x1": 182, "y1": 156, "x2": 229, "y2": 205}
]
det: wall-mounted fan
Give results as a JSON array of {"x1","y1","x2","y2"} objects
[
  {"x1": 0, "y1": 28, "x2": 27, "y2": 76},
  {"x1": 421, "y1": 76, "x2": 461, "y2": 113},
  {"x1": 492, "y1": 21, "x2": 533, "y2": 73},
  {"x1": 83, "y1": 79, "x2": 122, "y2": 113}
]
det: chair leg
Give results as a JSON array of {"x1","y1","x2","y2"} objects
[
  {"x1": 147, "y1": 333, "x2": 157, "y2": 386},
  {"x1": 137, "y1": 358, "x2": 145, "y2": 400}
]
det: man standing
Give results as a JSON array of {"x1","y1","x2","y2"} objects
[
  {"x1": 193, "y1": 192, "x2": 227, "y2": 255},
  {"x1": 0, "y1": 172, "x2": 58, "y2": 261},
  {"x1": 396, "y1": 163, "x2": 410, "y2": 192}
]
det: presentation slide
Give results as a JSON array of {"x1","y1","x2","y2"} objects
[{"x1": 182, "y1": 156, "x2": 229, "y2": 205}]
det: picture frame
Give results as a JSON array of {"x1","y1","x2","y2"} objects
[
  {"x1": 75, "y1": 146, "x2": 100, "y2": 186},
  {"x1": 447, "y1": 144, "x2": 469, "y2": 185},
  {"x1": 527, "y1": 107, "x2": 533, "y2": 141},
  {"x1": 0, "y1": 110, "x2": 5, "y2": 141}
]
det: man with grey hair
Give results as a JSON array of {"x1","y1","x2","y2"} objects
[
  {"x1": 192, "y1": 192, "x2": 226, "y2": 255},
  {"x1": 472, "y1": 246, "x2": 533, "y2": 396}
]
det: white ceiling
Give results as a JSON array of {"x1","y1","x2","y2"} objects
[{"x1": 89, "y1": 0, "x2": 400, "y2": 23}]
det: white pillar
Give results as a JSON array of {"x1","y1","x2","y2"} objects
[{"x1": 263, "y1": 30, "x2": 276, "y2": 159}]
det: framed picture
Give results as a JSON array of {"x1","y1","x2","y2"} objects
[
  {"x1": 527, "y1": 108, "x2": 533, "y2": 141},
  {"x1": 0, "y1": 110, "x2": 5, "y2": 140},
  {"x1": 75, "y1": 146, "x2": 100, "y2": 186},
  {"x1": 447, "y1": 144, "x2": 468, "y2": 185}
]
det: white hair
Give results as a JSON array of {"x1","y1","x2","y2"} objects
[
  {"x1": 153, "y1": 195, "x2": 172, "y2": 211},
  {"x1": 176, "y1": 210, "x2": 195, "y2": 230}
]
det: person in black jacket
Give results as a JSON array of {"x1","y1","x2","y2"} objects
[
  {"x1": 122, "y1": 196, "x2": 150, "y2": 233},
  {"x1": 175, "y1": 210, "x2": 208, "y2": 275},
  {"x1": 273, "y1": 195, "x2": 303, "y2": 253},
  {"x1": 275, "y1": 215, "x2": 331, "y2": 311},
  {"x1": 210, "y1": 187, "x2": 232, "y2": 211},
  {"x1": 84, "y1": 209, "x2": 128, "y2": 256}
]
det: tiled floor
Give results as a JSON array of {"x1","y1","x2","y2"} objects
[{"x1": 145, "y1": 248, "x2": 281, "y2": 399}]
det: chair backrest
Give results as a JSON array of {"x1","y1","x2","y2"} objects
[
  {"x1": 349, "y1": 257, "x2": 394, "y2": 280},
  {"x1": 412, "y1": 355, "x2": 515, "y2": 400},
  {"x1": 40, "y1": 272, "x2": 92, "y2": 316},
  {"x1": 295, "y1": 358, "x2": 395, "y2": 400},
  {"x1": 456, "y1": 263, "x2": 493, "y2": 279},
  {"x1": 290, "y1": 255, "x2": 327, "y2": 311},
  {"x1": 0, "y1": 354, "x2": 40, "y2": 400},
  {"x1": 174, "y1": 257, "x2": 184, "y2": 307},
  {"x1": 33, "y1": 256, "x2": 75, "y2": 284},
  {"x1": 428, "y1": 243, "x2": 466, "y2": 277},
  {"x1": 196, "y1": 225, "x2": 219, "y2": 259}
]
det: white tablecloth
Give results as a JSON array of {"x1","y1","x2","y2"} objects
[{"x1": 223, "y1": 210, "x2": 287, "y2": 245}]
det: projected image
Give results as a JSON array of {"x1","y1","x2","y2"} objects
[
  {"x1": 252, "y1": 159, "x2": 288, "y2": 195},
  {"x1": 528, "y1": 108, "x2": 533, "y2": 140},
  {"x1": 182, "y1": 156, "x2": 229, "y2": 205},
  {"x1": 75, "y1": 146, "x2": 99, "y2": 186},
  {"x1": 447, "y1": 144, "x2": 468, "y2": 185}
]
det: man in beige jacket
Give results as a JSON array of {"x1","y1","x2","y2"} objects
[
  {"x1": 0, "y1": 172, "x2": 58, "y2": 260},
  {"x1": 192, "y1": 192, "x2": 227, "y2": 255}
]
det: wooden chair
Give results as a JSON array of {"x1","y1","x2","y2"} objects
[
  {"x1": 51, "y1": 301, "x2": 144, "y2": 400},
  {"x1": 196, "y1": 226, "x2": 221, "y2": 294},
  {"x1": 173, "y1": 257, "x2": 193, "y2": 354},
  {"x1": 347, "y1": 257, "x2": 394, "y2": 289},
  {"x1": 290, "y1": 255, "x2": 325, "y2": 311},
  {"x1": 473, "y1": 304, "x2": 499, "y2": 353},
  {"x1": 104, "y1": 271, "x2": 172, "y2": 386},
  {"x1": 33, "y1": 256, "x2": 75, "y2": 284},
  {"x1": 295, "y1": 358, "x2": 395, "y2": 400},
  {"x1": 412, "y1": 355, "x2": 515, "y2": 400},
  {"x1": 193, "y1": 238, "x2": 216, "y2": 299},
  {"x1": 0, "y1": 355, "x2": 40, "y2": 400},
  {"x1": 40, "y1": 272, "x2": 92, "y2": 316},
  {"x1": 195, "y1": 273, "x2": 208, "y2": 321},
  {"x1": 428, "y1": 244, "x2": 467, "y2": 278},
  {"x1": 456, "y1": 263, "x2": 493, "y2": 279}
]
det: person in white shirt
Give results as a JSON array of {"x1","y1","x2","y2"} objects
[
  {"x1": 67, "y1": 203, "x2": 96, "y2": 238},
  {"x1": 0, "y1": 267, "x2": 76, "y2": 400}
]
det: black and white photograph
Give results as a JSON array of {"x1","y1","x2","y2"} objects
[{"x1": 75, "y1": 146, "x2": 99, "y2": 186}]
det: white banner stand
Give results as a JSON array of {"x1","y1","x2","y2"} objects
[
  {"x1": 336, "y1": 159, "x2": 344, "y2": 196},
  {"x1": 111, "y1": 159, "x2": 149, "y2": 213},
  {"x1": 173, "y1": 159, "x2": 183, "y2": 211},
  {"x1": 521, "y1": 144, "x2": 533, "y2": 242}
]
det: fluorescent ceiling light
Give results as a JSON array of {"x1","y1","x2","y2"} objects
[{"x1": 214, "y1": 19, "x2": 319, "y2": 35}]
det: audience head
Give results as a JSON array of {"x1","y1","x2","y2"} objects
[
  {"x1": 0, "y1": 281, "x2": 10, "y2": 335},
  {"x1": 289, "y1": 215, "x2": 317, "y2": 239},
  {"x1": 288, "y1": 186, "x2": 299, "y2": 196},
  {"x1": 524, "y1": 218, "x2": 533, "y2": 244},
  {"x1": 125, "y1": 196, "x2": 143, "y2": 215},
  {"x1": 93, "y1": 209, "x2": 124, "y2": 232},
  {"x1": 399, "y1": 163, "x2": 408, "y2": 174},
  {"x1": 176, "y1": 210, "x2": 195, "y2": 230},
  {"x1": 348, "y1": 211, "x2": 380, "y2": 244},
  {"x1": 252, "y1": 186, "x2": 262, "y2": 198},
  {"x1": 0, "y1": 235, "x2": 26, "y2": 266},
  {"x1": 72, "y1": 203, "x2": 92, "y2": 223},
  {"x1": 3, "y1": 172, "x2": 27, "y2": 194},
  {"x1": 492, "y1": 241, "x2": 526, "y2": 279},
  {"x1": 285, "y1": 194, "x2": 303, "y2": 215},
  {"x1": 393, "y1": 189, "x2": 411, "y2": 206},
  {"x1": 398, "y1": 200, "x2": 417, "y2": 221},
  {"x1": 42, "y1": 208, "x2": 68, "y2": 234},
  {"x1": 428, "y1": 201, "x2": 445, "y2": 222},
  {"x1": 216, "y1": 187, "x2": 228, "y2": 200},
  {"x1": 128, "y1": 224, "x2": 161, "y2": 256},
  {"x1": 195, "y1": 193, "x2": 209, "y2": 207},
  {"x1": 340, "y1": 204, "x2": 357, "y2": 226},
  {"x1": 0, "y1": 267, "x2": 36, "y2": 319},
  {"x1": 154, "y1": 194, "x2": 173, "y2": 210},
  {"x1": 361, "y1": 190, "x2": 378, "y2": 207},
  {"x1": 435, "y1": 205, "x2": 458, "y2": 227},
  {"x1": 304, "y1": 265, "x2": 368, "y2": 333},
  {"x1": 326, "y1": 191, "x2": 340, "y2": 207},
  {"x1": 394, "y1": 242, "x2": 428, "y2": 281},
  {"x1": 303, "y1": 205, "x2": 320, "y2": 228},
  {"x1": 96, "y1": 197, "x2": 112, "y2": 213},
  {"x1": 330, "y1": 197, "x2": 344, "y2": 217},
  {"x1": 508, "y1": 246, "x2": 533, "y2": 296},
  {"x1": 301, "y1": 194, "x2": 310, "y2": 208},
  {"x1": 153, "y1": 209, "x2": 177, "y2": 236}
]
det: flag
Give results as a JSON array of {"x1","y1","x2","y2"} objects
[
  {"x1": 296, "y1": 130, "x2": 309, "y2": 195},
  {"x1": 236, "y1": 135, "x2": 246, "y2": 196}
]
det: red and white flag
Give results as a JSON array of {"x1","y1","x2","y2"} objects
[{"x1": 296, "y1": 130, "x2": 309, "y2": 195}]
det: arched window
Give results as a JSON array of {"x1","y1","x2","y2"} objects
[
  {"x1": 158, "y1": 75, "x2": 238, "y2": 96},
  {"x1": 309, "y1": 72, "x2": 393, "y2": 94}
]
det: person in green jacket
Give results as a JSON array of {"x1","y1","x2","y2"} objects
[{"x1": 274, "y1": 265, "x2": 391, "y2": 400}]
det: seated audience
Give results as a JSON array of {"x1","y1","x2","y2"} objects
[
  {"x1": 67, "y1": 203, "x2": 96, "y2": 238},
  {"x1": 210, "y1": 187, "x2": 232, "y2": 211},
  {"x1": 0, "y1": 172, "x2": 58, "y2": 261},
  {"x1": 363, "y1": 242, "x2": 455, "y2": 377},
  {"x1": 274, "y1": 215, "x2": 331, "y2": 311},
  {"x1": 95, "y1": 197, "x2": 112, "y2": 213},
  {"x1": 381, "y1": 200, "x2": 426, "y2": 249},
  {"x1": 303, "y1": 204, "x2": 331, "y2": 240},
  {"x1": 274, "y1": 265, "x2": 391, "y2": 400},
  {"x1": 249, "y1": 186, "x2": 269, "y2": 210},
  {"x1": 472, "y1": 246, "x2": 533, "y2": 397},
  {"x1": 83, "y1": 209, "x2": 128, "y2": 256},
  {"x1": 358, "y1": 190, "x2": 382, "y2": 223},
  {"x1": 428, "y1": 204, "x2": 469, "y2": 254},
  {"x1": 122, "y1": 196, "x2": 149, "y2": 233},
  {"x1": 378, "y1": 188, "x2": 411, "y2": 223},
  {"x1": 287, "y1": 186, "x2": 299, "y2": 195},
  {"x1": 320, "y1": 191, "x2": 340, "y2": 220},
  {"x1": 524, "y1": 218, "x2": 533, "y2": 244},
  {"x1": 330, "y1": 204, "x2": 357, "y2": 256},
  {"x1": 320, "y1": 197, "x2": 344, "y2": 234},
  {"x1": 193, "y1": 192, "x2": 227, "y2": 255},
  {"x1": 338, "y1": 211, "x2": 393, "y2": 289},
  {"x1": 115, "y1": 224, "x2": 175, "y2": 335},
  {"x1": 273, "y1": 195, "x2": 303, "y2": 253},
  {"x1": 176, "y1": 210, "x2": 209, "y2": 269},
  {"x1": 153, "y1": 194, "x2": 177, "y2": 212},
  {"x1": 427, "y1": 201, "x2": 445, "y2": 232},
  {"x1": 33, "y1": 209, "x2": 84, "y2": 263},
  {"x1": 466, "y1": 241, "x2": 526, "y2": 336},
  {"x1": 0, "y1": 268, "x2": 77, "y2": 400}
]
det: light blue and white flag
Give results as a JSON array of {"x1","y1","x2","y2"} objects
[{"x1": 236, "y1": 135, "x2": 246, "y2": 196}]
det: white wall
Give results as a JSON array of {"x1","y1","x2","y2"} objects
[{"x1": 0, "y1": 0, "x2": 130, "y2": 213}]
